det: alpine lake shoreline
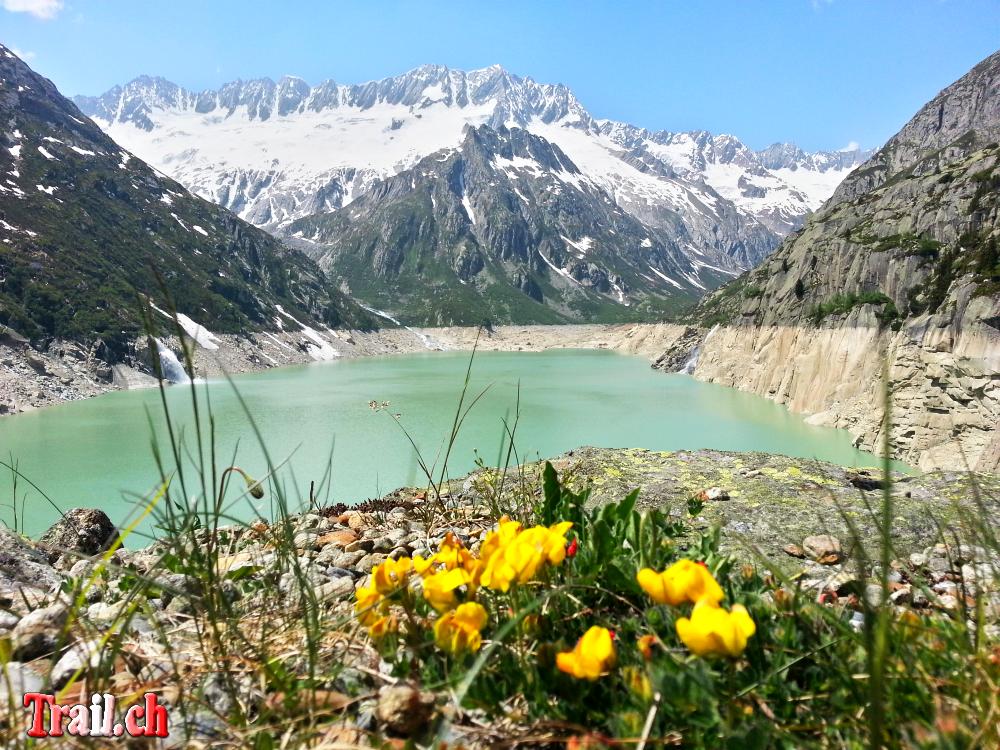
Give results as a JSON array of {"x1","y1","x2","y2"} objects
[
  {"x1": 1, "y1": 446, "x2": 999, "y2": 746},
  {"x1": 2, "y1": 322, "x2": 1000, "y2": 745}
]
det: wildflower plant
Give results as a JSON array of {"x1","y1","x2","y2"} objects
[{"x1": 348, "y1": 458, "x2": 1000, "y2": 747}]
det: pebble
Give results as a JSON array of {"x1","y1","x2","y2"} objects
[
  {"x1": 317, "y1": 578, "x2": 355, "y2": 601},
  {"x1": 376, "y1": 683, "x2": 436, "y2": 736},
  {"x1": 345, "y1": 539, "x2": 375, "y2": 553},
  {"x1": 356, "y1": 553, "x2": 388, "y2": 573},
  {"x1": 51, "y1": 638, "x2": 104, "y2": 688},
  {"x1": 802, "y1": 534, "x2": 843, "y2": 564},
  {"x1": 12, "y1": 604, "x2": 68, "y2": 661}
]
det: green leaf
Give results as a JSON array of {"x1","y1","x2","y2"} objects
[
  {"x1": 618, "y1": 487, "x2": 639, "y2": 522},
  {"x1": 541, "y1": 461, "x2": 561, "y2": 526}
]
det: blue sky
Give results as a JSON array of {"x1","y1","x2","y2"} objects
[{"x1": 3, "y1": 0, "x2": 999, "y2": 152}]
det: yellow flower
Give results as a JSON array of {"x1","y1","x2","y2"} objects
[
  {"x1": 636, "y1": 560, "x2": 724, "y2": 606},
  {"x1": 675, "y1": 600, "x2": 756, "y2": 657},
  {"x1": 622, "y1": 666, "x2": 652, "y2": 701},
  {"x1": 412, "y1": 554, "x2": 435, "y2": 577},
  {"x1": 368, "y1": 614, "x2": 398, "y2": 640},
  {"x1": 434, "y1": 602, "x2": 488, "y2": 654},
  {"x1": 422, "y1": 567, "x2": 472, "y2": 612},
  {"x1": 556, "y1": 626, "x2": 616, "y2": 680},
  {"x1": 354, "y1": 582, "x2": 384, "y2": 626},
  {"x1": 435, "y1": 532, "x2": 472, "y2": 571},
  {"x1": 480, "y1": 521, "x2": 574, "y2": 592},
  {"x1": 637, "y1": 634, "x2": 657, "y2": 661},
  {"x1": 540, "y1": 521, "x2": 574, "y2": 565},
  {"x1": 371, "y1": 557, "x2": 412, "y2": 594},
  {"x1": 479, "y1": 517, "x2": 523, "y2": 562}
]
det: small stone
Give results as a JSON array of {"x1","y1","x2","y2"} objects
[
  {"x1": 293, "y1": 530, "x2": 321, "y2": 550},
  {"x1": 327, "y1": 550, "x2": 366, "y2": 569},
  {"x1": 696, "y1": 487, "x2": 730, "y2": 502},
  {"x1": 38, "y1": 508, "x2": 120, "y2": 567},
  {"x1": 376, "y1": 683, "x2": 435, "y2": 736},
  {"x1": 12, "y1": 604, "x2": 68, "y2": 661},
  {"x1": 388, "y1": 546, "x2": 409, "y2": 560},
  {"x1": 386, "y1": 528, "x2": 409, "y2": 546},
  {"x1": 87, "y1": 600, "x2": 127, "y2": 627},
  {"x1": 936, "y1": 594, "x2": 959, "y2": 611},
  {"x1": 345, "y1": 538, "x2": 375, "y2": 553},
  {"x1": 371, "y1": 537, "x2": 394, "y2": 553},
  {"x1": 317, "y1": 529, "x2": 358, "y2": 549},
  {"x1": 932, "y1": 580, "x2": 958, "y2": 595},
  {"x1": 0, "y1": 662, "x2": 43, "y2": 706},
  {"x1": 864, "y1": 583, "x2": 885, "y2": 607},
  {"x1": 356, "y1": 553, "x2": 387, "y2": 573},
  {"x1": 909, "y1": 552, "x2": 928, "y2": 568},
  {"x1": 298, "y1": 513, "x2": 324, "y2": 529},
  {"x1": 783, "y1": 544, "x2": 806, "y2": 558},
  {"x1": 927, "y1": 557, "x2": 950, "y2": 574},
  {"x1": 316, "y1": 578, "x2": 355, "y2": 601},
  {"x1": 802, "y1": 535, "x2": 842, "y2": 564},
  {"x1": 0, "y1": 610, "x2": 19, "y2": 630},
  {"x1": 51, "y1": 639, "x2": 103, "y2": 688},
  {"x1": 347, "y1": 513, "x2": 366, "y2": 531}
]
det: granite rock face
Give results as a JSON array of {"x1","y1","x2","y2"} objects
[{"x1": 675, "y1": 50, "x2": 1000, "y2": 473}]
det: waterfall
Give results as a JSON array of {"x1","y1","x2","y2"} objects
[
  {"x1": 154, "y1": 338, "x2": 191, "y2": 384},
  {"x1": 678, "y1": 324, "x2": 719, "y2": 375},
  {"x1": 679, "y1": 346, "x2": 700, "y2": 375}
]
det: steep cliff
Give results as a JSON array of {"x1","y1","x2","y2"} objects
[{"x1": 667, "y1": 50, "x2": 1000, "y2": 473}]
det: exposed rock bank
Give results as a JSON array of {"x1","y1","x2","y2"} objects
[{"x1": 654, "y1": 315, "x2": 1000, "y2": 474}]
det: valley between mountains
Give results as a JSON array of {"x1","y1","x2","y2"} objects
[{"x1": 0, "y1": 44, "x2": 998, "y2": 475}]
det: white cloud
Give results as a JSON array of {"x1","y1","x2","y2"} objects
[
  {"x1": 811, "y1": 0, "x2": 833, "y2": 9},
  {"x1": 9, "y1": 45, "x2": 36, "y2": 60},
  {"x1": 839, "y1": 140, "x2": 860, "y2": 152},
  {"x1": 2, "y1": 0, "x2": 64, "y2": 20}
]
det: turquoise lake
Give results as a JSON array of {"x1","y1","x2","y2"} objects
[{"x1": 0, "y1": 349, "x2": 897, "y2": 543}]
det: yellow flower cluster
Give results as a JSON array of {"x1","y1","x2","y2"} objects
[
  {"x1": 354, "y1": 518, "x2": 574, "y2": 654},
  {"x1": 637, "y1": 559, "x2": 756, "y2": 658}
]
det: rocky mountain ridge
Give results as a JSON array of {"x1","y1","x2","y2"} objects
[
  {"x1": 74, "y1": 65, "x2": 871, "y2": 273},
  {"x1": 287, "y1": 124, "x2": 736, "y2": 325}
]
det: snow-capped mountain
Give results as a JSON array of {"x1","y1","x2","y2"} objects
[
  {"x1": 74, "y1": 65, "x2": 872, "y2": 270},
  {"x1": 287, "y1": 125, "x2": 734, "y2": 325}
]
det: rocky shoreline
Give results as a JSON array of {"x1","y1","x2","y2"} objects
[
  {"x1": 3, "y1": 316, "x2": 998, "y2": 476},
  {"x1": 0, "y1": 322, "x2": 692, "y2": 416},
  {"x1": 1, "y1": 447, "x2": 998, "y2": 745}
]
